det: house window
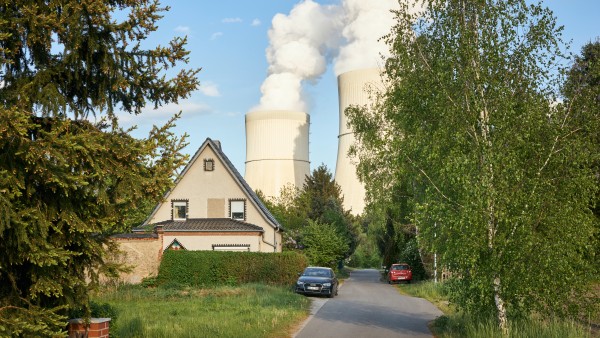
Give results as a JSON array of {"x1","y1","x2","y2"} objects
[
  {"x1": 212, "y1": 244, "x2": 250, "y2": 252},
  {"x1": 204, "y1": 158, "x2": 214, "y2": 171},
  {"x1": 229, "y1": 199, "x2": 245, "y2": 220},
  {"x1": 172, "y1": 200, "x2": 188, "y2": 221}
]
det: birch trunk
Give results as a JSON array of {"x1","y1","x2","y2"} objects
[{"x1": 461, "y1": 0, "x2": 509, "y2": 333}]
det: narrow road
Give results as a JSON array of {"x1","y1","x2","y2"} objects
[{"x1": 293, "y1": 269, "x2": 442, "y2": 338}]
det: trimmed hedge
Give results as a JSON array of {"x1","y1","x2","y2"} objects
[{"x1": 157, "y1": 250, "x2": 308, "y2": 287}]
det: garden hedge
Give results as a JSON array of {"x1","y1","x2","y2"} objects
[{"x1": 157, "y1": 250, "x2": 308, "y2": 287}]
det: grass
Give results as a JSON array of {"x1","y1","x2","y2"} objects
[
  {"x1": 395, "y1": 279, "x2": 453, "y2": 314},
  {"x1": 431, "y1": 313, "x2": 592, "y2": 338},
  {"x1": 395, "y1": 280, "x2": 594, "y2": 338},
  {"x1": 92, "y1": 283, "x2": 311, "y2": 338}
]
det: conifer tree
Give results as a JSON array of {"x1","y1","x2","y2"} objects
[{"x1": 0, "y1": 0, "x2": 199, "y2": 335}]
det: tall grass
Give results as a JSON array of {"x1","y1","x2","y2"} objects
[
  {"x1": 396, "y1": 280, "x2": 452, "y2": 313},
  {"x1": 432, "y1": 313, "x2": 591, "y2": 338},
  {"x1": 93, "y1": 283, "x2": 310, "y2": 338},
  {"x1": 397, "y1": 281, "x2": 594, "y2": 338}
]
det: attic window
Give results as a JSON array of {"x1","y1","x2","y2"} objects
[
  {"x1": 204, "y1": 158, "x2": 214, "y2": 171},
  {"x1": 172, "y1": 200, "x2": 188, "y2": 221}
]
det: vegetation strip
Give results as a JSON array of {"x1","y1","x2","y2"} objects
[
  {"x1": 396, "y1": 281, "x2": 597, "y2": 338},
  {"x1": 92, "y1": 284, "x2": 311, "y2": 338}
]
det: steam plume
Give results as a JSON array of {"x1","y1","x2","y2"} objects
[
  {"x1": 254, "y1": 0, "x2": 342, "y2": 112},
  {"x1": 255, "y1": 0, "x2": 413, "y2": 112},
  {"x1": 334, "y1": 0, "x2": 399, "y2": 75}
]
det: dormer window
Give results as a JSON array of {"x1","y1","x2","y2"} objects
[
  {"x1": 204, "y1": 158, "x2": 214, "y2": 171},
  {"x1": 229, "y1": 199, "x2": 246, "y2": 221},
  {"x1": 172, "y1": 200, "x2": 188, "y2": 221}
]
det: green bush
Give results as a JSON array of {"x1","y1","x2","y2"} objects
[
  {"x1": 140, "y1": 276, "x2": 158, "y2": 288},
  {"x1": 301, "y1": 220, "x2": 349, "y2": 269},
  {"x1": 157, "y1": 251, "x2": 308, "y2": 287}
]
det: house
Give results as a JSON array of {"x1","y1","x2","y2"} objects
[{"x1": 111, "y1": 138, "x2": 283, "y2": 283}]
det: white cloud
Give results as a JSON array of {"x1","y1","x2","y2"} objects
[
  {"x1": 256, "y1": 0, "x2": 343, "y2": 111},
  {"x1": 251, "y1": 19, "x2": 261, "y2": 26},
  {"x1": 174, "y1": 25, "x2": 191, "y2": 33},
  {"x1": 199, "y1": 81, "x2": 221, "y2": 97},
  {"x1": 222, "y1": 17, "x2": 242, "y2": 23},
  {"x1": 116, "y1": 100, "x2": 212, "y2": 128},
  {"x1": 211, "y1": 32, "x2": 223, "y2": 40},
  {"x1": 224, "y1": 111, "x2": 241, "y2": 117}
]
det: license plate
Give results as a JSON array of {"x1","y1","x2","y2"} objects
[{"x1": 307, "y1": 286, "x2": 319, "y2": 290}]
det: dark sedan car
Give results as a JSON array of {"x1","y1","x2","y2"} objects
[{"x1": 295, "y1": 267, "x2": 339, "y2": 298}]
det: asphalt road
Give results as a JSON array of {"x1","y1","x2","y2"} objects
[{"x1": 293, "y1": 269, "x2": 443, "y2": 338}]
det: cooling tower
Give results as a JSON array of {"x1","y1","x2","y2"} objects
[
  {"x1": 245, "y1": 111, "x2": 310, "y2": 199},
  {"x1": 335, "y1": 68, "x2": 383, "y2": 215}
]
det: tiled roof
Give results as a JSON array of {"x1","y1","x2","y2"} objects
[
  {"x1": 111, "y1": 233, "x2": 158, "y2": 239},
  {"x1": 155, "y1": 218, "x2": 264, "y2": 232}
]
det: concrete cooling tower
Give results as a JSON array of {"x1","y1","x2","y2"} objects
[
  {"x1": 335, "y1": 68, "x2": 383, "y2": 215},
  {"x1": 245, "y1": 111, "x2": 310, "y2": 199}
]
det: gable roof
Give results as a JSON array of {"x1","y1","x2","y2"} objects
[
  {"x1": 156, "y1": 218, "x2": 264, "y2": 232},
  {"x1": 165, "y1": 238, "x2": 187, "y2": 250},
  {"x1": 140, "y1": 138, "x2": 282, "y2": 231}
]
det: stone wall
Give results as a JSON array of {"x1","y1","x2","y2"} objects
[{"x1": 109, "y1": 234, "x2": 163, "y2": 284}]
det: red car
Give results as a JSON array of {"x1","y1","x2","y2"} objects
[{"x1": 387, "y1": 263, "x2": 412, "y2": 284}]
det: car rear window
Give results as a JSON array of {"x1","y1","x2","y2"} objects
[{"x1": 392, "y1": 265, "x2": 409, "y2": 270}]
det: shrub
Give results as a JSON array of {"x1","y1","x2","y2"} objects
[
  {"x1": 140, "y1": 276, "x2": 158, "y2": 288},
  {"x1": 301, "y1": 220, "x2": 349, "y2": 269},
  {"x1": 157, "y1": 251, "x2": 308, "y2": 287}
]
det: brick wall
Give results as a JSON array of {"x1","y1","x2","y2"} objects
[{"x1": 68, "y1": 318, "x2": 110, "y2": 338}]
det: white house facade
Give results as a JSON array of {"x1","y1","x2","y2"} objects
[{"x1": 141, "y1": 138, "x2": 284, "y2": 253}]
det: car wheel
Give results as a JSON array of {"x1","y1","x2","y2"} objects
[{"x1": 388, "y1": 279, "x2": 391, "y2": 284}]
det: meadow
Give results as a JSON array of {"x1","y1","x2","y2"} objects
[{"x1": 92, "y1": 283, "x2": 311, "y2": 338}]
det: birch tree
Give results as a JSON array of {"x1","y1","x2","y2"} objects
[{"x1": 347, "y1": 0, "x2": 598, "y2": 333}]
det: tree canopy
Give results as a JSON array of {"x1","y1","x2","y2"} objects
[
  {"x1": 0, "y1": 0, "x2": 199, "y2": 335},
  {"x1": 347, "y1": 0, "x2": 598, "y2": 332},
  {"x1": 562, "y1": 38, "x2": 600, "y2": 271},
  {"x1": 260, "y1": 164, "x2": 358, "y2": 265},
  {"x1": 301, "y1": 220, "x2": 349, "y2": 269}
]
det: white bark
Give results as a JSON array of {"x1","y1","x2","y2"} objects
[{"x1": 494, "y1": 277, "x2": 508, "y2": 335}]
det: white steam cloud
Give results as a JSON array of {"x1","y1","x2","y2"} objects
[
  {"x1": 334, "y1": 0, "x2": 399, "y2": 75},
  {"x1": 254, "y1": 0, "x2": 342, "y2": 112},
  {"x1": 254, "y1": 0, "x2": 412, "y2": 112}
]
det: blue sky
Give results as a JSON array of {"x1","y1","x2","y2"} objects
[{"x1": 121, "y1": 0, "x2": 600, "y2": 176}]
